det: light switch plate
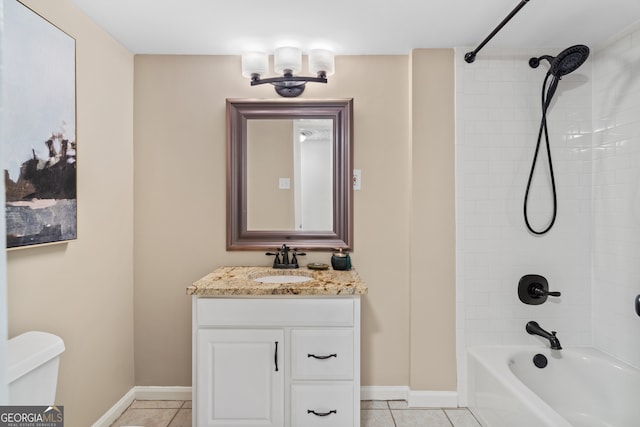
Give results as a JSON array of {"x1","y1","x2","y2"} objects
[
  {"x1": 353, "y1": 169, "x2": 361, "y2": 190},
  {"x1": 279, "y1": 177, "x2": 291, "y2": 190}
]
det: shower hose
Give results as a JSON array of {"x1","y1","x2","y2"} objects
[{"x1": 524, "y1": 72, "x2": 560, "y2": 235}]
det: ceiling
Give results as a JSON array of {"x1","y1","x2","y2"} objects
[{"x1": 70, "y1": 0, "x2": 640, "y2": 55}]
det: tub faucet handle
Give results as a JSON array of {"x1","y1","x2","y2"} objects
[
  {"x1": 533, "y1": 288, "x2": 561, "y2": 298},
  {"x1": 518, "y1": 275, "x2": 560, "y2": 305}
]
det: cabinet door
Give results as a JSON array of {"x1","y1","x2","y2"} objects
[{"x1": 197, "y1": 329, "x2": 284, "y2": 427}]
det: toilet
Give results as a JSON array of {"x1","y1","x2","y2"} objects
[{"x1": 7, "y1": 331, "x2": 65, "y2": 405}]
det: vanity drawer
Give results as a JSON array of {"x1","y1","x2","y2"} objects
[
  {"x1": 291, "y1": 383, "x2": 354, "y2": 427},
  {"x1": 197, "y1": 298, "x2": 354, "y2": 327},
  {"x1": 291, "y1": 329, "x2": 354, "y2": 380}
]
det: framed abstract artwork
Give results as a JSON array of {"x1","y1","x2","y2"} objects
[{"x1": 1, "y1": 0, "x2": 77, "y2": 249}]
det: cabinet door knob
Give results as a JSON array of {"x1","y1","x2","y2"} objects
[
  {"x1": 307, "y1": 409, "x2": 337, "y2": 417},
  {"x1": 307, "y1": 353, "x2": 337, "y2": 360}
]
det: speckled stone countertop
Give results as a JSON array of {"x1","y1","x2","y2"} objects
[{"x1": 187, "y1": 266, "x2": 368, "y2": 296}]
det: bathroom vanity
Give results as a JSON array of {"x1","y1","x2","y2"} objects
[{"x1": 187, "y1": 266, "x2": 367, "y2": 427}]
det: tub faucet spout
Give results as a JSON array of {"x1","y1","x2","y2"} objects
[{"x1": 526, "y1": 321, "x2": 562, "y2": 350}]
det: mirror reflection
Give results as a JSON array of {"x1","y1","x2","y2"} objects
[{"x1": 246, "y1": 119, "x2": 333, "y2": 232}]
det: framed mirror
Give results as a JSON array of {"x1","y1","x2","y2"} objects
[{"x1": 227, "y1": 98, "x2": 353, "y2": 250}]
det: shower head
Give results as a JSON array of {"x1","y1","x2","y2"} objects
[
  {"x1": 529, "y1": 45, "x2": 590, "y2": 77},
  {"x1": 551, "y1": 45, "x2": 590, "y2": 76}
]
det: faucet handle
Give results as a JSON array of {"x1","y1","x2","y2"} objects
[
  {"x1": 532, "y1": 288, "x2": 561, "y2": 298},
  {"x1": 518, "y1": 275, "x2": 560, "y2": 305},
  {"x1": 266, "y1": 251, "x2": 281, "y2": 266}
]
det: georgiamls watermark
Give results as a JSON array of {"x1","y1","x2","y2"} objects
[{"x1": 0, "y1": 406, "x2": 63, "y2": 427}]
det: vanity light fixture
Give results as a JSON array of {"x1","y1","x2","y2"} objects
[
  {"x1": 241, "y1": 47, "x2": 335, "y2": 98},
  {"x1": 299, "y1": 130, "x2": 313, "y2": 142}
]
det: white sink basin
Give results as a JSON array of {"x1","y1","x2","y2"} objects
[{"x1": 254, "y1": 275, "x2": 313, "y2": 284}]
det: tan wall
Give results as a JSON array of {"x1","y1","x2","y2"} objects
[
  {"x1": 134, "y1": 53, "x2": 456, "y2": 390},
  {"x1": 7, "y1": 0, "x2": 135, "y2": 425},
  {"x1": 247, "y1": 120, "x2": 295, "y2": 230},
  {"x1": 4, "y1": 3, "x2": 456, "y2": 419},
  {"x1": 409, "y1": 49, "x2": 457, "y2": 390}
]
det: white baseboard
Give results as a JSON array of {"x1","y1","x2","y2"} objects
[
  {"x1": 360, "y1": 386, "x2": 457, "y2": 408},
  {"x1": 134, "y1": 386, "x2": 192, "y2": 401},
  {"x1": 360, "y1": 386, "x2": 409, "y2": 401},
  {"x1": 91, "y1": 386, "x2": 192, "y2": 427},
  {"x1": 91, "y1": 388, "x2": 136, "y2": 427}
]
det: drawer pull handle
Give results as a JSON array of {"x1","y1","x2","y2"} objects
[
  {"x1": 307, "y1": 409, "x2": 337, "y2": 417},
  {"x1": 307, "y1": 353, "x2": 337, "y2": 360},
  {"x1": 275, "y1": 341, "x2": 279, "y2": 372}
]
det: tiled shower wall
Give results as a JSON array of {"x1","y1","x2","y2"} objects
[
  {"x1": 455, "y1": 47, "x2": 593, "y2": 399},
  {"x1": 592, "y1": 23, "x2": 640, "y2": 369},
  {"x1": 456, "y1": 26, "x2": 640, "y2": 400}
]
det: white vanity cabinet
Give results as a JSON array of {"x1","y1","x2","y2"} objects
[{"x1": 193, "y1": 296, "x2": 362, "y2": 427}]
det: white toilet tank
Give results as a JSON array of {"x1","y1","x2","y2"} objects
[{"x1": 7, "y1": 331, "x2": 65, "y2": 405}]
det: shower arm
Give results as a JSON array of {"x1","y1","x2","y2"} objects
[{"x1": 464, "y1": 0, "x2": 530, "y2": 64}]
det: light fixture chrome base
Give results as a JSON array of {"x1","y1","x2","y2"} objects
[
  {"x1": 250, "y1": 72, "x2": 327, "y2": 98},
  {"x1": 274, "y1": 83, "x2": 306, "y2": 98}
]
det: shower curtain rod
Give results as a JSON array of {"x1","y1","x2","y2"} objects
[{"x1": 464, "y1": 0, "x2": 530, "y2": 64}]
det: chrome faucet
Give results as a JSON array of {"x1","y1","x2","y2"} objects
[
  {"x1": 526, "y1": 321, "x2": 562, "y2": 350},
  {"x1": 266, "y1": 244, "x2": 306, "y2": 269}
]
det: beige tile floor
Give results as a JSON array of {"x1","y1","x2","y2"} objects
[
  {"x1": 361, "y1": 401, "x2": 481, "y2": 427},
  {"x1": 110, "y1": 400, "x2": 191, "y2": 427},
  {"x1": 110, "y1": 400, "x2": 481, "y2": 427}
]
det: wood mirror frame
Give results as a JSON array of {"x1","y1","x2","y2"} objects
[{"x1": 226, "y1": 98, "x2": 353, "y2": 251}]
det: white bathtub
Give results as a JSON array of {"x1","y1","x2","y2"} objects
[{"x1": 467, "y1": 346, "x2": 640, "y2": 427}]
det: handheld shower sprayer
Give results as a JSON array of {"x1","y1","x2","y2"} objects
[
  {"x1": 529, "y1": 45, "x2": 590, "y2": 77},
  {"x1": 523, "y1": 45, "x2": 589, "y2": 235}
]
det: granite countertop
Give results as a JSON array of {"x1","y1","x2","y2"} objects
[{"x1": 187, "y1": 266, "x2": 368, "y2": 296}]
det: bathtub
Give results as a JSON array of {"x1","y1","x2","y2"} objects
[{"x1": 467, "y1": 346, "x2": 640, "y2": 427}]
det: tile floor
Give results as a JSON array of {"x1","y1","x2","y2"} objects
[
  {"x1": 110, "y1": 400, "x2": 481, "y2": 427},
  {"x1": 361, "y1": 401, "x2": 481, "y2": 426},
  {"x1": 110, "y1": 400, "x2": 191, "y2": 427}
]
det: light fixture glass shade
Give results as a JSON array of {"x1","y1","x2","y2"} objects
[
  {"x1": 274, "y1": 46, "x2": 302, "y2": 74},
  {"x1": 242, "y1": 52, "x2": 269, "y2": 78},
  {"x1": 309, "y1": 49, "x2": 335, "y2": 76}
]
